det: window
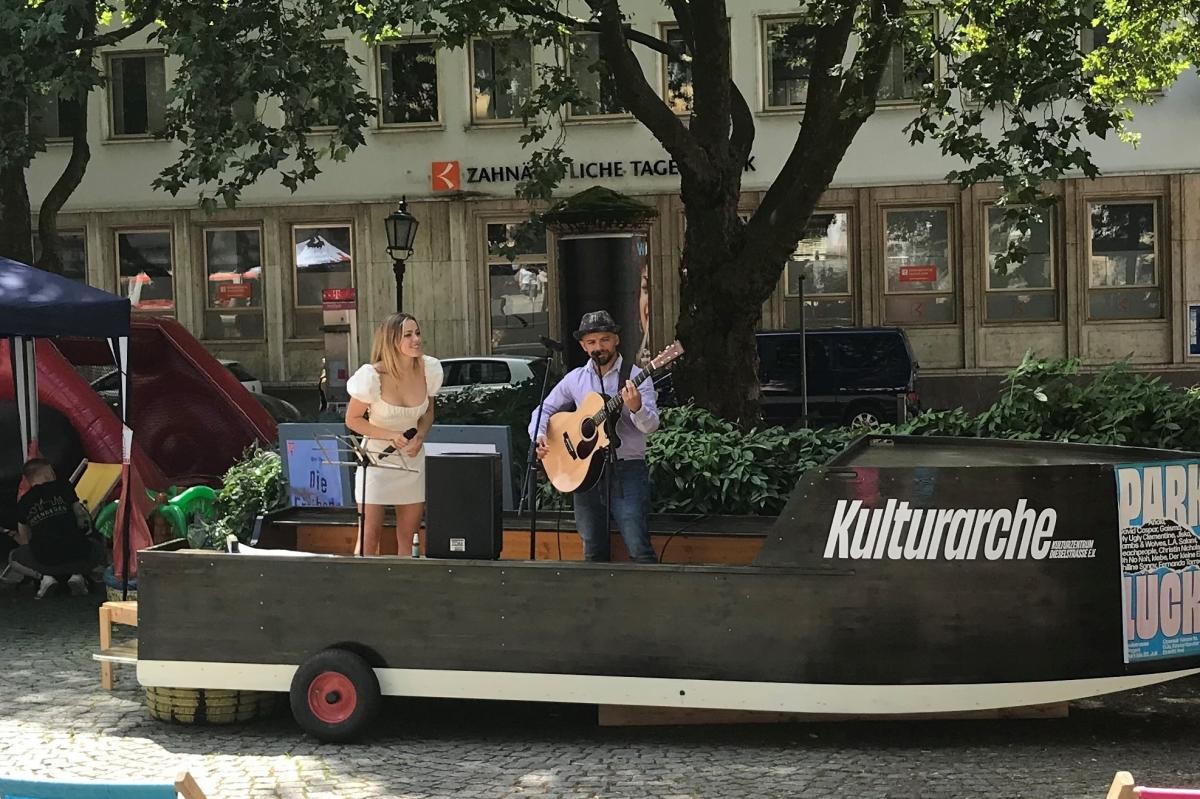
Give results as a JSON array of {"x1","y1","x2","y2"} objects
[
  {"x1": 1087, "y1": 201, "x2": 1162, "y2": 320},
  {"x1": 290, "y1": 42, "x2": 347, "y2": 128},
  {"x1": 784, "y1": 212, "x2": 853, "y2": 327},
  {"x1": 661, "y1": 24, "x2": 693, "y2": 114},
  {"x1": 116, "y1": 230, "x2": 173, "y2": 313},
  {"x1": 32, "y1": 231, "x2": 87, "y2": 283},
  {"x1": 984, "y1": 206, "x2": 1057, "y2": 322},
  {"x1": 877, "y1": 12, "x2": 935, "y2": 103},
  {"x1": 108, "y1": 53, "x2": 166, "y2": 137},
  {"x1": 204, "y1": 228, "x2": 264, "y2": 340},
  {"x1": 762, "y1": 17, "x2": 810, "y2": 110},
  {"x1": 486, "y1": 220, "x2": 549, "y2": 355},
  {"x1": 379, "y1": 40, "x2": 440, "y2": 125},
  {"x1": 28, "y1": 95, "x2": 82, "y2": 141},
  {"x1": 293, "y1": 224, "x2": 352, "y2": 338},
  {"x1": 567, "y1": 33, "x2": 625, "y2": 117},
  {"x1": 883, "y1": 208, "x2": 955, "y2": 324},
  {"x1": 471, "y1": 36, "x2": 533, "y2": 123}
]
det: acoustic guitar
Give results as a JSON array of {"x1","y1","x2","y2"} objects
[{"x1": 542, "y1": 341, "x2": 684, "y2": 494}]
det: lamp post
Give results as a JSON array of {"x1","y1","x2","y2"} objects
[{"x1": 383, "y1": 197, "x2": 419, "y2": 313}]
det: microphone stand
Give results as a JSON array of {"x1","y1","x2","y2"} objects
[{"x1": 522, "y1": 344, "x2": 558, "y2": 561}]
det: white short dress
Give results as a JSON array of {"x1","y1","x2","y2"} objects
[{"x1": 347, "y1": 356, "x2": 444, "y2": 506}]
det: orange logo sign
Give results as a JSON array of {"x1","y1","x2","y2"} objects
[{"x1": 431, "y1": 161, "x2": 461, "y2": 191}]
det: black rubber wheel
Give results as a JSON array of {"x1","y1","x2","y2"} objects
[{"x1": 289, "y1": 648, "x2": 381, "y2": 743}]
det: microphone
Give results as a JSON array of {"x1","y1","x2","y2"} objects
[
  {"x1": 379, "y1": 428, "x2": 417, "y2": 458},
  {"x1": 538, "y1": 335, "x2": 565, "y2": 352}
]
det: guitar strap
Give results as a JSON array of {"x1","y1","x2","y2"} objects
[{"x1": 600, "y1": 356, "x2": 635, "y2": 455}]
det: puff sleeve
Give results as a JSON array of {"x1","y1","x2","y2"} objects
[
  {"x1": 346, "y1": 364, "x2": 381, "y2": 403},
  {"x1": 424, "y1": 356, "x2": 444, "y2": 397}
]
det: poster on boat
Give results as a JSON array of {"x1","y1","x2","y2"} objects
[{"x1": 1115, "y1": 461, "x2": 1200, "y2": 664}]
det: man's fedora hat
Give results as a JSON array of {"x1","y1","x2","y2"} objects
[{"x1": 573, "y1": 310, "x2": 621, "y2": 339}]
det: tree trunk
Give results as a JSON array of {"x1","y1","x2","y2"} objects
[
  {"x1": 672, "y1": 179, "x2": 769, "y2": 424},
  {"x1": 0, "y1": 97, "x2": 32, "y2": 264},
  {"x1": 0, "y1": 163, "x2": 32, "y2": 264},
  {"x1": 35, "y1": 98, "x2": 91, "y2": 274}
]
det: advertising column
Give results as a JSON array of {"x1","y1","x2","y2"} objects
[{"x1": 557, "y1": 233, "x2": 651, "y2": 371}]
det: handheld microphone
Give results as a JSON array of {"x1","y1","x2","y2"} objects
[
  {"x1": 538, "y1": 335, "x2": 565, "y2": 352},
  {"x1": 379, "y1": 428, "x2": 418, "y2": 457}
]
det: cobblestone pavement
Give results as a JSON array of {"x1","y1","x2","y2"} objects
[{"x1": 4, "y1": 590, "x2": 1200, "y2": 799}]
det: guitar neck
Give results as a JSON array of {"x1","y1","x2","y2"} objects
[{"x1": 592, "y1": 367, "x2": 653, "y2": 426}]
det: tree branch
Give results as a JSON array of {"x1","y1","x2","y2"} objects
[
  {"x1": 750, "y1": 2, "x2": 859, "y2": 235},
  {"x1": 507, "y1": 0, "x2": 683, "y2": 58},
  {"x1": 583, "y1": 0, "x2": 712, "y2": 174},
  {"x1": 70, "y1": 6, "x2": 160, "y2": 51},
  {"x1": 728, "y1": 78, "x2": 754, "y2": 165},
  {"x1": 687, "y1": 0, "x2": 731, "y2": 148}
]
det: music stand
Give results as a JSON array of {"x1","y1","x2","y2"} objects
[{"x1": 314, "y1": 434, "x2": 417, "y2": 556}]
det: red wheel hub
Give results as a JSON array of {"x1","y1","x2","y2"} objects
[{"x1": 307, "y1": 671, "x2": 357, "y2": 724}]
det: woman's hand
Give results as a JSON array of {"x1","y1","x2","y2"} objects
[{"x1": 402, "y1": 430, "x2": 425, "y2": 457}]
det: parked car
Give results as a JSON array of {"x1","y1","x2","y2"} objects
[
  {"x1": 757, "y1": 327, "x2": 919, "y2": 428},
  {"x1": 438, "y1": 356, "x2": 553, "y2": 396},
  {"x1": 90, "y1": 361, "x2": 302, "y2": 424}
]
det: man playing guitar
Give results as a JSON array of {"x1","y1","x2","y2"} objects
[{"x1": 529, "y1": 310, "x2": 660, "y2": 563}]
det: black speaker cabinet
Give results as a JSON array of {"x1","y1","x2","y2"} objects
[{"x1": 425, "y1": 453, "x2": 503, "y2": 559}]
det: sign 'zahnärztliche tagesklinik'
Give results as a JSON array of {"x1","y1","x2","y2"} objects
[{"x1": 464, "y1": 156, "x2": 758, "y2": 184}]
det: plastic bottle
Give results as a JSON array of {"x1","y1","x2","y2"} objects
[{"x1": 411, "y1": 532, "x2": 421, "y2": 559}]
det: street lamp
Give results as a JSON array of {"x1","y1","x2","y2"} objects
[{"x1": 384, "y1": 197, "x2": 419, "y2": 313}]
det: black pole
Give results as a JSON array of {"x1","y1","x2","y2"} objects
[
  {"x1": 523, "y1": 350, "x2": 556, "y2": 560},
  {"x1": 393, "y1": 258, "x2": 407, "y2": 313}
]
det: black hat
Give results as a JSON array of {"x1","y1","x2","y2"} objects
[{"x1": 573, "y1": 310, "x2": 621, "y2": 339}]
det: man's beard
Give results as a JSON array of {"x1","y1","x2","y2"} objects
[{"x1": 590, "y1": 350, "x2": 613, "y2": 365}]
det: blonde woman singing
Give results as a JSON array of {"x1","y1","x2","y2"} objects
[{"x1": 345, "y1": 313, "x2": 443, "y2": 555}]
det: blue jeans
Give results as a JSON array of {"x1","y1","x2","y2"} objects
[{"x1": 572, "y1": 459, "x2": 656, "y2": 563}]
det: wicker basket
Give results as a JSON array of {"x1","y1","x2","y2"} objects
[
  {"x1": 104, "y1": 585, "x2": 138, "y2": 603},
  {"x1": 144, "y1": 686, "x2": 281, "y2": 725}
]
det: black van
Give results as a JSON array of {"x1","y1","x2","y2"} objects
[{"x1": 756, "y1": 327, "x2": 919, "y2": 428}]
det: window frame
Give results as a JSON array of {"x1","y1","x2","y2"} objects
[
  {"x1": 32, "y1": 228, "x2": 88, "y2": 283},
  {"x1": 1084, "y1": 197, "x2": 1164, "y2": 322},
  {"x1": 375, "y1": 37, "x2": 443, "y2": 129},
  {"x1": 759, "y1": 14, "x2": 810, "y2": 113},
  {"x1": 981, "y1": 203, "x2": 1060, "y2": 325},
  {"x1": 880, "y1": 204, "x2": 958, "y2": 326},
  {"x1": 564, "y1": 32, "x2": 632, "y2": 122},
  {"x1": 482, "y1": 216, "x2": 553, "y2": 355},
  {"x1": 659, "y1": 22, "x2": 693, "y2": 116},
  {"x1": 875, "y1": 10, "x2": 938, "y2": 108},
  {"x1": 114, "y1": 227, "x2": 175, "y2": 315},
  {"x1": 290, "y1": 222, "x2": 355, "y2": 340},
  {"x1": 781, "y1": 208, "x2": 856, "y2": 328},
  {"x1": 468, "y1": 33, "x2": 535, "y2": 126},
  {"x1": 202, "y1": 226, "x2": 266, "y2": 342},
  {"x1": 28, "y1": 94, "x2": 83, "y2": 144},
  {"x1": 105, "y1": 50, "x2": 168, "y2": 140}
]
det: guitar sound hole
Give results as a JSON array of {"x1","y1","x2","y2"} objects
[{"x1": 580, "y1": 419, "x2": 595, "y2": 439}]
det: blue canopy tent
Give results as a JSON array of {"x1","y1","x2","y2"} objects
[{"x1": 0, "y1": 257, "x2": 136, "y2": 594}]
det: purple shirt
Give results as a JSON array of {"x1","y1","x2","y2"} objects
[{"x1": 528, "y1": 355, "x2": 660, "y2": 460}]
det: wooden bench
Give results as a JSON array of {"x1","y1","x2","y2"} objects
[
  {"x1": 0, "y1": 770, "x2": 206, "y2": 798},
  {"x1": 95, "y1": 600, "x2": 138, "y2": 690},
  {"x1": 1108, "y1": 772, "x2": 1200, "y2": 799}
]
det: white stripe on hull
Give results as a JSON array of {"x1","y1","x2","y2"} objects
[{"x1": 137, "y1": 661, "x2": 1200, "y2": 715}]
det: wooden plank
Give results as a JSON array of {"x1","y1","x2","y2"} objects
[
  {"x1": 598, "y1": 702, "x2": 1069, "y2": 726},
  {"x1": 94, "y1": 640, "x2": 138, "y2": 664},
  {"x1": 295, "y1": 522, "x2": 763, "y2": 565}
]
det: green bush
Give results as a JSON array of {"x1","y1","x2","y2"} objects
[
  {"x1": 646, "y1": 405, "x2": 854, "y2": 515},
  {"x1": 191, "y1": 444, "x2": 286, "y2": 549},
  {"x1": 896, "y1": 354, "x2": 1200, "y2": 450}
]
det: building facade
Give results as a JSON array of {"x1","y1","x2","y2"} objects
[{"x1": 25, "y1": 2, "x2": 1200, "y2": 406}]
